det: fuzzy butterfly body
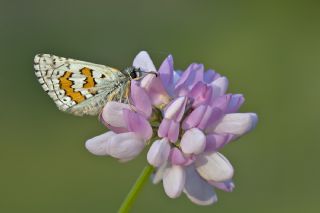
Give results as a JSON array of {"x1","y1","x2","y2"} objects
[{"x1": 34, "y1": 54, "x2": 142, "y2": 116}]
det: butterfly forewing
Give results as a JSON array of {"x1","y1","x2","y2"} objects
[{"x1": 34, "y1": 54, "x2": 130, "y2": 116}]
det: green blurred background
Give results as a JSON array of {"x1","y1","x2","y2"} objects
[{"x1": 1, "y1": 0, "x2": 319, "y2": 212}]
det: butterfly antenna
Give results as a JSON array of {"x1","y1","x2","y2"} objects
[{"x1": 140, "y1": 70, "x2": 158, "y2": 77}]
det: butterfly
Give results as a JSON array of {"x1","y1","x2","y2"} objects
[{"x1": 34, "y1": 54, "x2": 153, "y2": 116}]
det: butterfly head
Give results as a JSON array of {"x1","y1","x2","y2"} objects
[
  {"x1": 123, "y1": 67, "x2": 158, "y2": 80},
  {"x1": 123, "y1": 67, "x2": 142, "y2": 79}
]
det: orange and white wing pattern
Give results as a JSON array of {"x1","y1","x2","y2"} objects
[{"x1": 34, "y1": 54, "x2": 130, "y2": 116}]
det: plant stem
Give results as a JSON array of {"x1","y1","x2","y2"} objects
[{"x1": 118, "y1": 164, "x2": 154, "y2": 213}]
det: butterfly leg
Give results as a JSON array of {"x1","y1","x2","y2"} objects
[{"x1": 123, "y1": 81, "x2": 140, "y2": 112}]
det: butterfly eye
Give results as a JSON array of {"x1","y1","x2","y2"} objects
[{"x1": 130, "y1": 70, "x2": 137, "y2": 79}]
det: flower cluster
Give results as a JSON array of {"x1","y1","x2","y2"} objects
[{"x1": 85, "y1": 51, "x2": 258, "y2": 205}]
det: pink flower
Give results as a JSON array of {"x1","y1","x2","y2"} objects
[
  {"x1": 85, "y1": 51, "x2": 258, "y2": 205},
  {"x1": 145, "y1": 53, "x2": 257, "y2": 205}
]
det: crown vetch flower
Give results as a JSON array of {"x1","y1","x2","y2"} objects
[{"x1": 85, "y1": 51, "x2": 258, "y2": 206}]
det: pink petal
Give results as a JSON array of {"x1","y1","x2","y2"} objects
[
  {"x1": 210, "y1": 94, "x2": 231, "y2": 111},
  {"x1": 158, "y1": 118, "x2": 170, "y2": 138},
  {"x1": 100, "y1": 123, "x2": 127, "y2": 134},
  {"x1": 130, "y1": 81, "x2": 152, "y2": 118},
  {"x1": 147, "y1": 138, "x2": 171, "y2": 167},
  {"x1": 85, "y1": 131, "x2": 116, "y2": 156},
  {"x1": 170, "y1": 147, "x2": 188, "y2": 165},
  {"x1": 182, "y1": 105, "x2": 207, "y2": 130},
  {"x1": 183, "y1": 106, "x2": 224, "y2": 134},
  {"x1": 106, "y1": 132, "x2": 145, "y2": 161},
  {"x1": 100, "y1": 102, "x2": 130, "y2": 128},
  {"x1": 174, "y1": 64, "x2": 194, "y2": 93},
  {"x1": 188, "y1": 82, "x2": 212, "y2": 108},
  {"x1": 175, "y1": 63, "x2": 204, "y2": 96},
  {"x1": 140, "y1": 74, "x2": 171, "y2": 107},
  {"x1": 205, "y1": 134, "x2": 234, "y2": 152},
  {"x1": 182, "y1": 155, "x2": 197, "y2": 166},
  {"x1": 180, "y1": 128, "x2": 206, "y2": 155},
  {"x1": 123, "y1": 109, "x2": 153, "y2": 140},
  {"x1": 167, "y1": 120, "x2": 180, "y2": 143},
  {"x1": 202, "y1": 107, "x2": 224, "y2": 131},
  {"x1": 159, "y1": 54, "x2": 174, "y2": 96},
  {"x1": 188, "y1": 81, "x2": 206, "y2": 99},
  {"x1": 197, "y1": 106, "x2": 214, "y2": 130},
  {"x1": 163, "y1": 165, "x2": 186, "y2": 198}
]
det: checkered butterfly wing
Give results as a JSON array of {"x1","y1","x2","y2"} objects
[{"x1": 34, "y1": 54, "x2": 130, "y2": 116}]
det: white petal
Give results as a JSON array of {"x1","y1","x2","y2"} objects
[
  {"x1": 139, "y1": 74, "x2": 157, "y2": 96},
  {"x1": 132, "y1": 51, "x2": 156, "y2": 72},
  {"x1": 210, "y1": 77, "x2": 228, "y2": 97},
  {"x1": 106, "y1": 132, "x2": 145, "y2": 161},
  {"x1": 163, "y1": 165, "x2": 186, "y2": 198},
  {"x1": 195, "y1": 152, "x2": 234, "y2": 182},
  {"x1": 164, "y1": 96, "x2": 187, "y2": 120},
  {"x1": 214, "y1": 113, "x2": 258, "y2": 136},
  {"x1": 147, "y1": 138, "x2": 171, "y2": 167},
  {"x1": 180, "y1": 128, "x2": 206, "y2": 155},
  {"x1": 101, "y1": 102, "x2": 130, "y2": 128},
  {"x1": 152, "y1": 161, "x2": 169, "y2": 184},
  {"x1": 184, "y1": 166, "x2": 218, "y2": 205},
  {"x1": 85, "y1": 131, "x2": 115, "y2": 156}
]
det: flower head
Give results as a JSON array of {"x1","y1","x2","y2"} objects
[{"x1": 85, "y1": 51, "x2": 258, "y2": 205}]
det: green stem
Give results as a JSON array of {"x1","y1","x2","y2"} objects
[{"x1": 118, "y1": 164, "x2": 154, "y2": 213}]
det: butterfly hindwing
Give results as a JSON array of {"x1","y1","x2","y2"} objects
[{"x1": 34, "y1": 54, "x2": 129, "y2": 116}]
